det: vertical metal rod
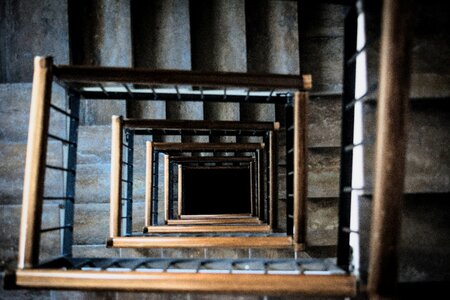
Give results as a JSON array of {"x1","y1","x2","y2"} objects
[
  {"x1": 269, "y1": 130, "x2": 278, "y2": 229},
  {"x1": 294, "y1": 92, "x2": 308, "y2": 246},
  {"x1": 178, "y1": 164, "x2": 183, "y2": 217},
  {"x1": 110, "y1": 115, "x2": 123, "y2": 238},
  {"x1": 18, "y1": 56, "x2": 53, "y2": 269},
  {"x1": 62, "y1": 93, "x2": 80, "y2": 256},
  {"x1": 164, "y1": 154, "x2": 170, "y2": 223},
  {"x1": 145, "y1": 142, "x2": 154, "y2": 227},
  {"x1": 125, "y1": 130, "x2": 134, "y2": 235},
  {"x1": 368, "y1": 0, "x2": 413, "y2": 297}
]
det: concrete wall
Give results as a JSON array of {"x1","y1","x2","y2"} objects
[{"x1": 298, "y1": 3, "x2": 346, "y2": 248}]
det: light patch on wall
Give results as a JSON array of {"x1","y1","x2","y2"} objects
[{"x1": 350, "y1": 9, "x2": 368, "y2": 277}]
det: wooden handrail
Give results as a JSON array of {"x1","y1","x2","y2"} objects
[
  {"x1": 368, "y1": 0, "x2": 413, "y2": 298},
  {"x1": 172, "y1": 165, "x2": 253, "y2": 222},
  {"x1": 145, "y1": 141, "x2": 154, "y2": 227},
  {"x1": 250, "y1": 161, "x2": 255, "y2": 216},
  {"x1": 54, "y1": 65, "x2": 308, "y2": 89},
  {"x1": 18, "y1": 57, "x2": 53, "y2": 269},
  {"x1": 170, "y1": 156, "x2": 255, "y2": 163},
  {"x1": 179, "y1": 214, "x2": 253, "y2": 220},
  {"x1": 164, "y1": 154, "x2": 170, "y2": 223},
  {"x1": 108, "y1": 236, "x2": 293, "y2": 248},
  {"x1": 153, "y1": 142, "x2": 264, "y2": 152},
  {"x1": 269, "y1": 130, "x2": 278, "y2": 229},
  {"x1": 14, "y1": 269, "x2": 356, "y2": 296},
  {"x1": 294, "y1": 92, "x2": 308, "y2": 247},
  {"x1": 109, "y1": 116, "x2": 122, "y2": 238},
  {"x1": 181, "y1": 165, "x2": 249, "y2": 170},
  {"x1": 143, "y1": 225, "x2": 271, "y2": 234},
  {"x1": 177, "y1": 164, "x2": 183, "y2": 217},
  {"x1": 123, "y1": 119, "x2": 279, "y2": 131},
  {"x1": 166, "y1": 218, "x2": 262, "y2": 225}
]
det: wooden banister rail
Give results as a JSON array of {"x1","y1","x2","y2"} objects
[
  {"x1": 166, "y1": 218, "x2": 262, "y2": 225},
  {"x1": 153, "y1": 142, "x2": 264, "y2": 152},
  {"x1": 178, "y1": 164, "x2": 183, "y2": 217},
  {"x1": 108, "y1": 236, "x2": 293, "y2": 249},
  {"x1": 18, "y1": 57, "x2": 53, "y2": 269},
  {"x1": 170, "y1": 156, "x2": 255, "y2": 163},
  {"x1": 250, "y1": 161, "x2": 255, "y2": 216},
  {"x1": 123, "y1": 119, "x2": 279, "y2": 131},
  {"x1": 145, "y1": 141, "x2": 154, "y2": 227},
  {"x1": 293, "y1": 92, "x2": 308, "y2": 248},
  {"x1": 368, "y1": 0, "x2": 413, "y2": 298},
  {"x1": 13, "y1": 269, "x2": 356, "y2": 296},
  {"x1": 172, "y1": 164, "x2": 253, "y2": 225},
  {"x1": 145, "y1": 144, "x2": 262, "y2": 227},
  {"x1": 54, "y1": 65, "x2": 308, "y2": 90},
  {"x1": 109, "y1": 116, "x2": 123, "y2": 238},
  {"x1": 179, "y1": 214, "x2": 253, "y2": 220},
  {"x1": 269, "y1": 130, "x2": 279, "y2": 229},
  {"x1": 143, "y1": 225, "x2": 271, "y2": 234},
  {"x1": 164, "y1": 154, "x2": 170, "y2": 223}
]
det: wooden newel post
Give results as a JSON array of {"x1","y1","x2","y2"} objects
[
  {"x1": 269, "y1": 130, "x2": 278, "y2": 229},
  {"x1": 145, "y1": 141, "x2": 154, "y2": 227},
  {"x1": 164, "y1": 154, "x2": 170, "y2": 223},
  {"x1": 18, "y1": 56, "x2": 53, "y2": 269},
  {"x1": 178, "y1": 164, "x2": 183, "y2": 217},
  {"x1": 368, "y1": 0, "x2": 413, "y2": 298},
  {"x1": 110, "y1": 115, "x2": 123, "y2": 238},
  {"x1": 294, "y1": 91, "x2": 308, "y2": 247}
]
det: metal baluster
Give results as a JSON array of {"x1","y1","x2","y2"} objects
[{"x1": 62, "y1": 92, "x2": 80, "y2": 257}]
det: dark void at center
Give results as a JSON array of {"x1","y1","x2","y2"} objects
[{"x1": 182, "y1": 168, "x2": 251, "y2": 215}]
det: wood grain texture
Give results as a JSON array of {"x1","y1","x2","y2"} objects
[
  {"x1": 18, "y1": 56, "x2": 53, "y2": 269},
  {"x1": 153, "y1": 142, "x2": 264, "y2": 152},
  {"x1": 54, "y1": 65, "x2": 310, "y2": 89},
  {"x1": 269, "y1": 130, "x2": 278, "y2": 229},
  {"x1": 15, "y1": 269, "x2": 356, "y2": 296},
  {"x1": 177, "y1": 164, "x2": 183, "y2": 217},
  {"x1": 250, "y1": 161, "x2": 255, "y2": 216},
  {"x1": 108, "y1": 236, "x2": 293, "y2": 248},
  {"x1": 123, "y1": 119, "x2": 278, "y2": 131},
  {"x1": 170, "y1": 156, "x2": 255, "y2": 163},
  {"x1": 143, "y1": 225, "x2": 271, "y2": 233},
  {"x1": 166, "y1": 218, "x2": 262, "y2": 225},
  {"x1": 294, "y1": 92, "x2": 308, "y2": 245},
  {"x1": 109, "y1": 115, "x2": 123, "y2": 238},
  {"x1": 368, "y1": 0, "x2": 413, "y2": 297},
  {"x1": 179, "y1": 214, "x2": 253, "y2": 219},
  {"x1": 145, "y1": 141, "x2": 154, "y2": 227},
  {"x1": 164, "y1": 154, "x2": 170, "y2": 223}
]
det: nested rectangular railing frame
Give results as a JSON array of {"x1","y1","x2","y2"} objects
[
  {"x1": 108, "y1": 118, "x2": 286, "y2": 247},
  {"x1": 156, "y1": 160, "x2": 255, "y2": 226},
  {"x1": 148, "y1": 142, "x2": 268, "y2": 227},
  {"x1": 143, "y1": 163, "x2": 271, "y2": 234},
  {"x1": 12, "y1": 58, "x2": 333, "y2": 294},
  {"x1": 110, "y1": 118, "x2": 277, "y2": 235},
  {"x1": 109, "y1": 141, "x2": 289, "y2": 248},
  {"x1": 167, "y1": 155, "x2": 258, "y2": 222},
  {"x1": 144, "y1": 143, "x2": 265, "y2": 230},
  {"x1": 117, "y1": 118, "x2": 278, "y2": 227}
]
